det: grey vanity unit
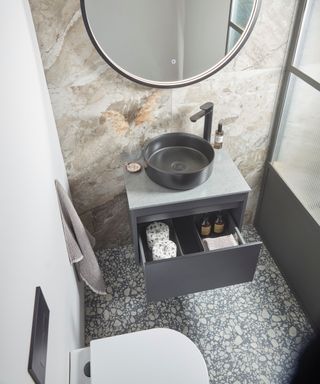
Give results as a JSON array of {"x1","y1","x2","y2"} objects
[{"x1": 124, "y1": 150, "x2": 262, "y2": 301}]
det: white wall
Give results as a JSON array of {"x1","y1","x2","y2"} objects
[{"x1": 0, "y1": 1, "x2": 84, "y2": 383}]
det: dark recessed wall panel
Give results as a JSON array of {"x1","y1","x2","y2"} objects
[
  {"x1": 256, "y1": 165, "x2": 320, "y2": 330},
  {"x1": 28, "y1": 287, "x2": 50, "y2": 384}
]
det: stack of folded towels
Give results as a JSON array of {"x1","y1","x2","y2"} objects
[{"x1": 146, "y1": 222, "x2": 177, "y2": 260}]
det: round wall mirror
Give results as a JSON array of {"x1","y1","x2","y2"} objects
[{"x1": 81, "y1": 0, "x2": 261, "y2": 88}]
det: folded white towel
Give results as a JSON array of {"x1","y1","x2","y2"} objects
[
  {"x1": 203, "y1": 234, "x2": 238, "y2": 251},
  {"x1": 152, "y1": 240, "x2": 177, "y2": 260},
  {"x1": 55, "y1": 180, "x2": 106, "y2": 295}
]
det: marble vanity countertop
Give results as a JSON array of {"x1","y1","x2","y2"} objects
[{"x1": 124, "y1": 149, "x2": 250, "y2": 211}]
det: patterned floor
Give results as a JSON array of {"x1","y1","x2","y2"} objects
[{"x1": 85, "y1": 226, "x2": 314, "y2": 384}]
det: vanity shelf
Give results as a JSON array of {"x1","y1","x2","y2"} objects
[{"x1": 124, "y1": 149, "x2": 262, "y2": 302}]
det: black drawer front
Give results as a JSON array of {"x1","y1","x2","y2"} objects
[{"x1": 142, "y1": 242, "x2": 261, "y2": 301}]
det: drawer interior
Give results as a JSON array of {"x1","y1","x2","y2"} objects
[
  {"x1": 138, "y1": 210, "x2": 262, "y2": 301},
  {"x1": 172, "y1": 216, "x2": 204, "y2": 254},
  {"x1": 138, "y1": 210, "x2": 244, "y2": 262}
]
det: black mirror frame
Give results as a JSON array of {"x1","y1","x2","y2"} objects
[{"x1": 80, "y1": 0, "x2": 261, "y2": 89}]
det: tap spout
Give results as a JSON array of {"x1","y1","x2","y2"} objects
[{"x1": 190, "y1": 102, "x2": 214, "y2": 142}]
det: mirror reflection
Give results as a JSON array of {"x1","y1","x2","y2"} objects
[{"x1": 83, "y1": 0, "x2": 256, "y2": 84}]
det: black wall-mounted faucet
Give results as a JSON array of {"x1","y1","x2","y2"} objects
[{"x1": 190, "y1": 102, "x2": 214, "y2": 143}]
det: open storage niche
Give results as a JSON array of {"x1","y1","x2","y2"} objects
[{"x1": 173, "y1": 210, "x2": 244, "y2": 255}]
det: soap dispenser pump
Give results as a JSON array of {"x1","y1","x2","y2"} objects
[{"x1": 214, "y1": 122, "x2": 224, "y2": 149}]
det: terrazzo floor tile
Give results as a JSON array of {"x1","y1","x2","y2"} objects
[{"x1": 85, "y1": 226, "x2": 314, "y2": 384}]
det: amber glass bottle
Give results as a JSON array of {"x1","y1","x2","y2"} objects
[
  {"x1": 200, "y1": 215, "x2": 211, "y2": 237},
  {"x1": 213, "y1": 212, "x2": 225, "y2": 234}
]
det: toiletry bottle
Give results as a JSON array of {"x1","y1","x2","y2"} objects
[
  {"x1": 214, "y1": 122, "x2": 224, "y2": 149},
  {"x1": 213, "y1": 212, "x2": 225, "y2": 234},
  {"x1": 200, "y1": 215, "x2": 211, "y2": 237}
]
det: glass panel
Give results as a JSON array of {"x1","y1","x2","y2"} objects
[
  {"x1": 231, "y1": 0, "x2": 254, "y2": 29},
  {"x1": 227, "y1": 27, "x2": 242, "y2": 52},
  {"x1": 294, "y1": 0, "x2": 320, "y2": 83},
  {"x1": 273, "y1": 75, "x2": 320, "y2": 224}
]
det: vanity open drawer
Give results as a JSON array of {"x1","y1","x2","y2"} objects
[{"x1": 138, "y1": 213, "x2": 262, "y2": 302}]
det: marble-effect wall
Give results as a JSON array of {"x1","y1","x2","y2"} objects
[{"x1": 29, "y1": 0, "x2": 297, "y2": 248}]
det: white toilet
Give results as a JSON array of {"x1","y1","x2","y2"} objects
[{"x1": 70, "y1": 328, "x2": 209, "y2": 384}]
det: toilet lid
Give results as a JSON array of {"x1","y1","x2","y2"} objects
[{"x1": 90, "y1": 328, "x2": 209, "y2": 384}]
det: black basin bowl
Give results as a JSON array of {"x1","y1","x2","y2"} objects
[{"x1": 143, "y1": 132, "x2": 214, "y2": 190}]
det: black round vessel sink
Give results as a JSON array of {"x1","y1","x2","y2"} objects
[{"x1": 143, "y1": 133, "x2": 214, "y2": 190}]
